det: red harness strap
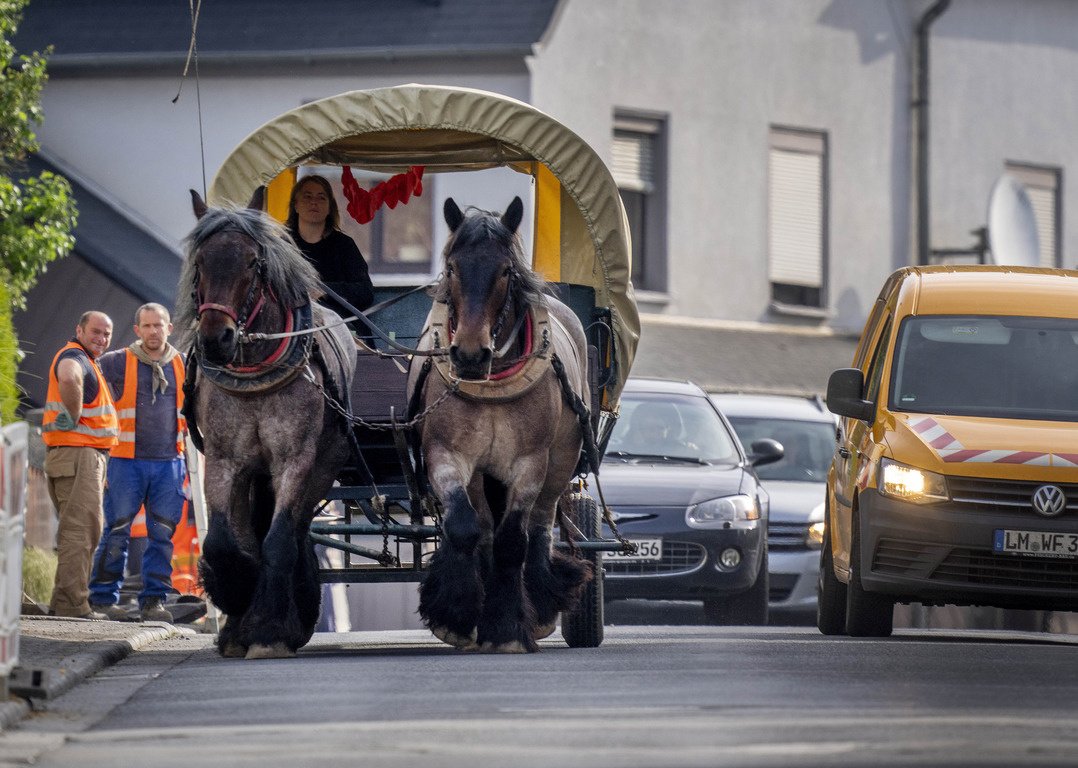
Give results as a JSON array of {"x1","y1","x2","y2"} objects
[
  {"x1": 488, "y1": 312, "x2": 533, "y2": 381},
  {"x1": 227, "y1": 301, "x2": 294, "y2": 374}
]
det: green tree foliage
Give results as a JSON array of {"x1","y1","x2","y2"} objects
[{"x1": 0, "y1": 0, "x2": 77, "y2": 419}]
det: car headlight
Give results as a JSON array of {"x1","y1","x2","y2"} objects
[
  {"x1": 686, "y1": 494, "x2": 760, "y2": 527},
  {"x1": 805, "y1": 501, "x2": 825, "y2": 549},
  {"x1": 879, "y1": 458, "x2": 948, "y2": 504}
]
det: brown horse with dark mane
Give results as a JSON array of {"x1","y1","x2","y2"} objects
[
  {"x1": 179, "y1": 190, "x2": 357, "y2": 659},
  {"x1": 407, "y1": 196, "x2": 594, "y2": 652}
]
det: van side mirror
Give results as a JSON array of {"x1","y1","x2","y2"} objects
[
  {"x1": 748, "y1": 438, "x2": 784, "y2": 467},
  {"x1": 826, "y1": 368, "x2": 876, "y2": 422}
]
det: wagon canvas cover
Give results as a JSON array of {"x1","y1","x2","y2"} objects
[{"x1": 208, "y1": 84, "x2": 639, "y2": 403}]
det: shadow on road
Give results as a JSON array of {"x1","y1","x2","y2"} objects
[{"x1": 603, "y1": 600, "x2": 814, "y2": 627}]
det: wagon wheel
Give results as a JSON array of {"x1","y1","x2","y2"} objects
[{"x1": 560, "y1": 488, "x2": 604, "y2": 648}]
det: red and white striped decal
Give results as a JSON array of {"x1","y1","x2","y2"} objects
[
  {"x1": 905, "y1": 416, "x2": 1068, "y2": 465},
  {"x1": 906, "y1": 416, "x2": 963, "y2": 451}
]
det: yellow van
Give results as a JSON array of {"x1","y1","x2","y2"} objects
[{"x1": 819, "y1": 265, "x2": 1078, "y2": 637}]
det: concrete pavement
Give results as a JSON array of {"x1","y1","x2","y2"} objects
[{"x1": 0, "y1": 616, "x2": 194, "y2": 731}]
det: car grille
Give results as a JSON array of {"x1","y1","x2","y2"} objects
[
  {"x1": 935, "y1": 549, "x2": 1078, "y2": 590},
  {"x1": 603, "y1": 541, "x2": 706, "y2": 576},
  {"x1": 947, "y1": 476, "x2": 1078, "y2": 515},
  {"x1": 873, "y1": 537, "x2": 1078, "y2": 590},
  {"x1": 768, "y1": 521, "x2": 809, "y2": 551}
]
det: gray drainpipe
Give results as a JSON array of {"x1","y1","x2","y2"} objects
[{"x1": 914, "y1": 0, "x2": 951, "y2": 265}]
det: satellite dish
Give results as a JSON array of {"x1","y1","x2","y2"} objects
[{"x1": 987, "y1": 173, "x2": 1040, "y2": 266}]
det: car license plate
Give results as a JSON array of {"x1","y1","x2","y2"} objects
[
  {"x1": 994, "y1": 529, "x2": 1078, "y2": 559},
  {"x1": 605, "y1": 538, "x2": 662, "y2": 562}
]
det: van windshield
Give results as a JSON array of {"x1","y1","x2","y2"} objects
[{"x1": 889, "y1": 315, "x2": 1078, "y2": 422}]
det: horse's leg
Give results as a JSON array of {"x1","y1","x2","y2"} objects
[
  {"x1": 524, "y1": 422, "x2": 594, "y2": 641},
  {"x1": 199, "y1": 461, "x2": 261, "y2": 658},
  {"x1": 419, "y1": 447, "x2": 484, "y2": 650},
  {"x1": 524, "y1": 492, "x2": 594, "y2": 641},
  {"x1": 243, "y1": 453, "x2": 323, "y2": 659},
  {"x1": 476, "y1": 456, "x2": 550, "y2": 654}
]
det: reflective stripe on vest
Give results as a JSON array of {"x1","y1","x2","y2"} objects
[
  {"x1": 110, "y1": 350, "x2": 187, "y2": 459},
  {"x1": 42, "y1": 342, "x2": 119, "y2": 449}
]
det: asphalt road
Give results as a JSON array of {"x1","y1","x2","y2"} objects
[{"x1": 4, "y1": 619, "x2": 1078, "y2": 768}]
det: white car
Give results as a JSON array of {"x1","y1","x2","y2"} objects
[{"x1": 709, "y1": 393, "x2": 836, "y2": 620}]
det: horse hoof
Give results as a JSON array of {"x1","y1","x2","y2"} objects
[
  {"x1": 534, "y1": 620, "x2": 557, "y2": 640},
  {"x1": 220, "y1": 641, "x2": 248, "y2": 658},
  {"x1": 245, "y1": 642, "x2": 296, "y2": 660},
  {"x1": 431, "y1": 625, "x2": 478, "y2": 651},
  {"x1": 478, "y1": 639, "x2": 528, "y2": 654}
]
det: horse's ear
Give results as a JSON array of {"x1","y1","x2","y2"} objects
[
  {"x1": 501, "y1": 196, "x2": 524, "y2": 234},
  {"x1": 247, "y1": 185, "x2": 267, "y2": 211},
  {"x1": 444, "y1": 198, "x2": 464, "y2": 232},
  {"x1": 191, "y1": 189, "x2": 208, "y2": 220}
]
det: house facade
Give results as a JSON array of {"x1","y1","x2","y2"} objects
[{"x1": 13, "y1": 0, "x2": 1078, "y2": 404}]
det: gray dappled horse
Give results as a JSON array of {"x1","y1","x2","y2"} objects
[
  {"x1": 407, "y1": 197, "x2": 593, "y2": 652},
  {"x1": 179, "y1": 190, "x2": 356, "y2": 659}
]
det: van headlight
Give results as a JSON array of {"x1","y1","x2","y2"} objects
[
  {"x1": 879, "y1": 458, "x2": 948, "y2": 504},
  {"x1": 687, "y1": 495, "x2": 760, "y2": 527},
  {"x1": 806, "y1": 502, "x2": 825, "y2": 549}
]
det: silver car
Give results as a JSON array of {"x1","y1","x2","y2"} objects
[{"x1": 709, "y1": 393, "x2": 836, "y2": 620}]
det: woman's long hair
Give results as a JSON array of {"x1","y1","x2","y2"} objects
[{"x1": 285, "y1": 174, "x2": 341, "y2": 237}]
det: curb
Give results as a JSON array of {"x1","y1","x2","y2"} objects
[{"x1": 0, "y1": 623, "x2": 179, "y2": 732}]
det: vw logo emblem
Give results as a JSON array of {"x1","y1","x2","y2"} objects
[{"x1": 1031, "y1": 485, "x2": 1067, "y2": 518}]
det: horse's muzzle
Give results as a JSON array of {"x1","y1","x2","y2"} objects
[
  {"x1": 198, "y1": 322, "x2": 238, "y2": 366},
  {"x1": 449, "y1": 344, "x2": 492, "y2": 380}
]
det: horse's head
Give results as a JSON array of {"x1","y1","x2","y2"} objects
[
  {"x1": 186, "y1": 190, "x2": 267, "y2": 366},
  {"x1": 181, "y1": 188, "x2": 320, "y2": 368},
  {"x1": 439, "y1": 196, "x2": 535, "y2": 379}
]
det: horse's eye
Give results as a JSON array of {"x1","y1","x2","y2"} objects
[{"x1": 502, "y1": 267, "x2": 511, "y2": 278}]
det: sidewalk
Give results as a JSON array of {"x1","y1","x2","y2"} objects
[{"x1": 0, "y1": 615, "x2": 192, "y2": 731}]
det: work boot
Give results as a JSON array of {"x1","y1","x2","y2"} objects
[
  {"x1": 139, "y1": 598, "x2": 173, "y2": 623},
  {"x1": 90, "y1": 603, "x2": 133, "y2": 622}
]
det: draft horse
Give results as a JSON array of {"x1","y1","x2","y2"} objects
[
  {"x1": 408, "y1": 196, "x2": 594, "y2": 652},
  {"x1": 179, "y1": 190, "x2": 357, "y2": 659}
]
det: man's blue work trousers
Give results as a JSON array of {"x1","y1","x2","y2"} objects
[{"x1": 89, "y1": 457, "x2": 186, "y2": 607}]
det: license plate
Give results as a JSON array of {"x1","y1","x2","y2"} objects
[
  {"x1": 605, "y1": 538, "x2": 662, "y2": 562},
  {"x1": 994, "y1": 529, "x2": 1078, "y2": 559}
]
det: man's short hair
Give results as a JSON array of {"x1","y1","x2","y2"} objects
[
  {"x1": 135, "y1": 303, "x2": 171, "y2": 325},
  {"x1": 78, "y1": 310, "x2": 111, "y2": 329}
]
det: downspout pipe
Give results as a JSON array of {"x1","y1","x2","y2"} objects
[{"x1": 914, "y1": 0, "x2": 951, "y2": 265}]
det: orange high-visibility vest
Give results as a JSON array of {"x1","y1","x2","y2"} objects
[
  {"x1": 171, "y1": 495, "x2": 203, "y2": 597},
  {"x1": 111, "y1": 350, "x2": 186, "y2": 459},
  {"x1": 42, "y1": 342, "x2": 119, "y2": 449}
]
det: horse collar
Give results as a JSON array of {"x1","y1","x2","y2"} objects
[
  {"x1": 197, "y1": 302, "x2": 314, "y2": 395},
  {"x1": 428, "y1": 302, "x2": 553, "y2": 402}
]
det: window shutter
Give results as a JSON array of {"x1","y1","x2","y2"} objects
[
  {"x1": 1025, "y1": 186, "x2": 1057, "y2": 268},
  {"x1": 768, "y1": 147, "x2": 823, "y2": 287},
  {"x1": 1006, "y1": 164, "x2": 1059, "y2": 268},
  {"x1": 612, "y1": 130, "x2": 654, "y2": 193}
]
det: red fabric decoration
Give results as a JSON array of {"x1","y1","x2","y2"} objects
[{"x1": 341, "y1": 165, "x2": 425, "y2": 225}]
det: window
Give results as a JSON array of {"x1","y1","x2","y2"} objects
[
  {"x1": 302, "y1": 166, "x2": 433, "y2": 276},
  {"x1": 612, "y1": 114, "x2": 666, "y2": 292},
  {"x1": 768, "y1": 127, "x2": 828, "y2": 309},
  {"x1": 1006, "y1": 163, "x2": 1062, "y2": 268}
]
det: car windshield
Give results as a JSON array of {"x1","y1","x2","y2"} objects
[
  {"x1": 726, "y1": 416, "x2": 834, "y2": 482},
  {"x1": 606, "y1": 393, "x2": 740, "y2": 464},
  {"x1": 889, "y1": 315, "x2": 1078, "y2": 422}
]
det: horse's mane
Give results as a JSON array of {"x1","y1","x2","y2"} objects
[
  {"x1": 432, "y1": 206, "x2": 548, "y2": 307},
  {"x1": 175, "y1": 205, "x2": 322, "y2": 345}
]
